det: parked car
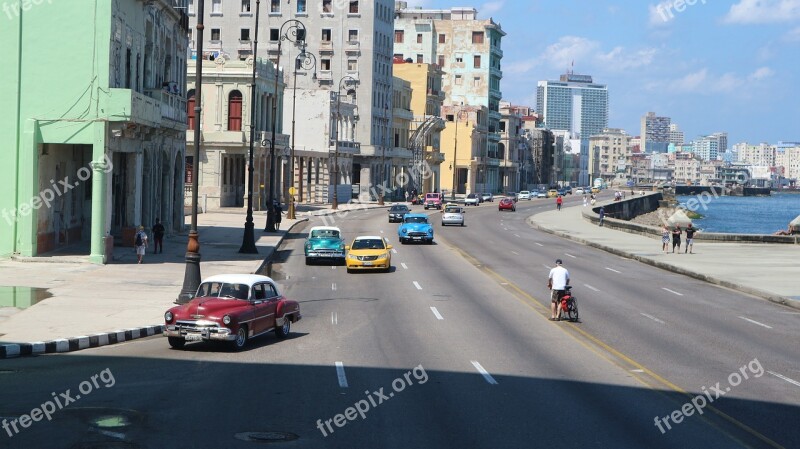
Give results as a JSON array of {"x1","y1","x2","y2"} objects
[
  {"x1": 536, "y1": 191, "x2": 547, "y2": 198},
  {"x1": 345, "y1": 236, "x2": 393, "y2": 273},
  {"x1": 591, "y1": 186, "x2": 601, "y2": 194},
  {"x1": 441, "y1": 205, "x2": 465, "y2": 226},
  {"x1": 557, "y1": 188, "x2": 571, "y2": 196},
  {"x1": 505, "y1": 192, "x2": 518, "y2": 203},
  {"x1": 547, "y1": 189, "x2": 559, "y2": 198},
  {"x1": 480, "y1": 192, "x2": 494, "y2": 202},
  {"x1": 388, "y1": 204, "x2": 410, "y2": 223},
  {"x1": 517, "y1": 191, "x2": 532, "y2": 200},
  {"x1": 573, "y1": 187, "x2": 585, "y2": 195},
  {"x1": 423, "y1": 192, "x2": 443, "y2": 210},
  {"x1": 398, "y1": 214, "x2": 434, "y2": 244},
  {"x1": 464, "y1": 193, "x2": 480, "y2": 206},
  {"x1": 498, "y1": 197, "x2": 516, "y2": 212},
  {"x1": 163, "y1": 274, "x2": 301, "y2": 350},
  {"x1": 304, "y1": 226, "x2": 346, "y2": 265}
]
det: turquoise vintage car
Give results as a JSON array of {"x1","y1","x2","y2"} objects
[
  {"x1": 304, "y1": 226, "x2": 346, "y2": 265},
  {"x1": 397, "y1": 214, "x2": 434, "y2": 244}
]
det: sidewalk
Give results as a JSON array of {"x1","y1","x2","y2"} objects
[
  {"x1": 528, "y1": 204, "x2": 800, "y2": 310},
  {"x1": 0, "y1": 201, "x2": 388, "y2": 358}
]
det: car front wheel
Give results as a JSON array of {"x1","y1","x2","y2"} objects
[
  {"x1": 275, "y1": 317, "x2": 291, "y2": 339},
  {"x1": 231, "y1": 325, "x2": 248, "y2": 350},
  {"x1": 167, "y1": 337, "x2": 185, "y2": 349}
]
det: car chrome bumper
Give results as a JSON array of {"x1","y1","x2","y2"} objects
[
  {"x1": 164, "y1": 325, "x2": 235, "y2": 341},
  {"x1": 306, "y1": 251, "x2": 345, "y2": 259}
]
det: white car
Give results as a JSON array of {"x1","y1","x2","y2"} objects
[
  {"x1": 441, "y1": 206, "x2": 465, "y2": 226},
  {"x1": 464, "y1": 193, "x2": 480, "y2": 206},
  {"x1": 517, "y1": 191, "x2": 532, "y2": 200},
  {"x1": 574, "y1": 188, "x2": 585, "y2": 195},
  {"x1": 536, "y1": 191, "x2": 547, "y2": 198}
]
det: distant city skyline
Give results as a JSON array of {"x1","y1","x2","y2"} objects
[{"x1": 401, "y1": 0, "x2": 800, "y2": 145}]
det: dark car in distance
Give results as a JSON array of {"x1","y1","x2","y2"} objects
[{"x1": 388, "y1": 204, "x2": 410, "y2": 223}]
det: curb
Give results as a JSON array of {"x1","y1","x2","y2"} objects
[
  {"x1": 527, "y1": 216, "x2": 800, "y2": 312},
  {"x1": 0, "y1": 325, "x2": 165, "y2": 359},
  {"x1": 254, "y1": 217, "x2": 309, "y2": 275}
]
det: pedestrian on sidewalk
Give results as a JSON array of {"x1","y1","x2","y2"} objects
[
  {"x1": 134, "y1": 225, "x2": 148, "y2": 264},
  {"x1": 556, "y1": 195, "x2": 563, "y2": 211},
  {"x1": 274, "y1": 201, "x2": 283, "y2": 230},
  {"x1": 598, "y1": 207, "x2": 605, "y2": 226},
  {"x1": 582, "y1": 194, "x2": 588, "y2": 207},
  {"x1": 661, "y1": 225, "x2": 670, "y2": 254},
  {"x1": 671, "y1": 225, "x2": 682, "y2": 253},
  {"x1": 685, "y1": 223, "x2": 697, "y2": 254},
  {"x1": 152, "y1": 218, "x2": 165, "y2": 254}
]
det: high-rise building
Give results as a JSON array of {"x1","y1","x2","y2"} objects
[
  {"x1": 536, "y1": 72, "x2": 608, "y2": 139},
  {"x1": 188, "y1": 0, "x2": 396, "y2": 202},
  {"x1": 394, "y1": 2, "x2": 505, "y2": 193},
  {"x1": 640, "y1": 112, "x2": 670, "y2": 153},
  {"x1": 692, "y1": 132, "x2": 727, "y2": 161},
  {"x1": 733, "y1": 142, "x2": 775, "y2": 166},
  {"x1": 588, "y1": 128, "x2": 631, "y2": 183},
  {"x1": 668, "y1": 123, "x2": 684, "y2": 145}
]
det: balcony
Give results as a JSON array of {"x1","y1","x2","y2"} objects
[
  {"x1": 319, "y1": 41, "x2": 334, "y2": 54},
  {"x1": 491, "y1": 46, "x2": 503, "y2": 58},
  {"x1": 393, "y1": 107, "x2": 414, "y2": 122},
  {"x1": 144, "y1": 88, "x2": 188, "y2": 129},
  {"x1": 425, "y1": 151, "x2": 446, "y2": 164},
  {"x1": 490, "y1": 67, "x2": 503, "y2": 80},
  {"x1": 329, "y1": 141, "x2": 361, "y2": 155},
  {"x1": 345, "y1": 40, "x2": 360, "y2": 54}
]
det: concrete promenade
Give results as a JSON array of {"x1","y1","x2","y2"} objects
[
  {"x1": 0, "y1": 201, "x2": 388, "y2": 356},
  {"x1": 529, "y1": 202, "x2": 800, "y2": 310}
]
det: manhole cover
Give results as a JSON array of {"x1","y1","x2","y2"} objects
[{"x1": 234, "y1": 431, "x2": 299, "y2": 443}]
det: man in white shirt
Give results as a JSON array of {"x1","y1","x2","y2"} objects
[{"x1": 548, "y1": 259, "x2": 570, "y2": 321}]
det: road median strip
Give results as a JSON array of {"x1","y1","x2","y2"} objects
[{"x1": 0, "y1": 325, "x2": 164, "y2": 359}]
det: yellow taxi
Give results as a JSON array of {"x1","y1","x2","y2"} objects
[
  {"x1": 547, "y1": 189, "x2": 559, "y2": 198},
  {"x1": 345, "y1": 236, "x2": 393, "y2": 273},
  {"x1": 591, "y1": 187, "x2": 601, "y2": 194}
]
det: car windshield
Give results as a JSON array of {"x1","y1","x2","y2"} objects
[
  {"x1": 390, "y1": 206, "x2": 409, "y2": 212},
  {"x1": 404, "y1": 217, "x2": 428, "y2": 224},
  {"x1": 196, "y1": 282, "x2": 250, "y2": 300},
  {"x1": 311, "y1": 229, "x2": 340, "y2": 239},
  {"x1": 444, "y1": 207, "x2": 461, "y2": 213},
  {"x1": 352, "y1": 239, "x2": 386, "y2": 250},
  {"x1": 467, "y1": 194, "x2": 477, "y2": 198}
]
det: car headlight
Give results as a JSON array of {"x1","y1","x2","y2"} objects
[
  {"x1": 223, "y1": 315, "x2": 231, "y2": 325},
  {"x1": 165, "y1": 311, "x2": 173, "y2": 322},
  {"x1": 427, "y1": 229, "x2": 433, "y2": 234},
  {"x1": 401, "y1": 228, "x2": 407, "y2": 234},
  {"x1": 348, "y1": 254, "x2": 358, "y2": 260}
]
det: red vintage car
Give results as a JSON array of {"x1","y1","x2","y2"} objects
[
  {"x1": 163, "y1": 274, "x2": 301, "y2": 350},
  {"x1": 498, "y1": 197, "x2": 516, "y2": 212}
]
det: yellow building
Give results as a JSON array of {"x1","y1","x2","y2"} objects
[
  {"x1": 440, "y1": 105, "x2": 489, "y2": 196},
  {"x1": 393, "y1": 62, "x2": 446, "y2": 194}
]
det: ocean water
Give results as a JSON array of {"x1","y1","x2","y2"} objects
[{"x1": 677, "y1": 192, "x2": 800, "y2": 234}]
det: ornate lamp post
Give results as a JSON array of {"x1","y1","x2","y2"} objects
[
  {"x1": 177, "y1": 0, "x2": 205, "y2": 303},
  {"x1": 287, "y1": 44, "x2": 317, "y2": 219},
  {"x1": 450, "y1": 104, "x2": 463, "y2": 201},
  {"x1": 331, "y1": 75, "x2": 358, "y2": 210},
  {"x1": 378, "y1": 102, "x2": 389, "y2": 205},
  {"x1": 264, "y1": 19, "x2": 306, "y2": 232},
  {"x1": 239, "y1": 0, "x2": 262, "y2": 253}
]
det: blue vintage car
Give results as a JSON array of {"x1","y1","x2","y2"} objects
[
  {"x1": 397, "y1": 214, "x2": 434, "y2": 244},
  {"x1": 304, "y1": 226, "x2": 346, "y2": 264}
]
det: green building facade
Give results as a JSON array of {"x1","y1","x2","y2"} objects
[{"x1": 1, "y1": 0, "x2": 189, "y2": 263}]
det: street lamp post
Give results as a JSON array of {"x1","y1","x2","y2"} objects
[
  {"x1": 378, "y1": 102, "x2": 389, "y2": 205},
  {"x1": 450, "y1": 104, "x2": 462, "y2": 201},
  {"x1": 239, "y1": 0, "x2": 262, "y2": 254},
  {"x1": 332, "y1": 75, "x2": 358, "y2": 210},
  {"x1": 287, "y1": 44, "x2": 317, "y2": 219},
  {"x1": 264, "y1": 19, "x2": 306, "y2": 233},
  {"x1": 178, "y1": 0, "x2": 205, "y2": 303}
]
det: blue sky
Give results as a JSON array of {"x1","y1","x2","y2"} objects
[{"x1": 403, "y1": 0, "x2": 800, "y2": 146}]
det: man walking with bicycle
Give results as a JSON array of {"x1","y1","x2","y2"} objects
[{"x1": 548, "y1": 259, "x2": 570, "y2": 321}]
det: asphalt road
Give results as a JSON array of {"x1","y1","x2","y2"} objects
[{"x1": 1, "y1": 194, "x2": 798, "y2": 449}]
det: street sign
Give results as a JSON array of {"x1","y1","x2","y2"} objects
[{"x1": 289, "y1": 187, "x2": 296, "y2": 195}]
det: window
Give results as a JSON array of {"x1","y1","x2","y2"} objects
[
  {"x1": 211, "y1": 28, "x2": 221, "y2": 41},
  {"x1": 322, "y1": 0, "x2": 332, "y2": 13},
  {"x1": 321, "y1": 59, "x2": 331, "y2": 70},
  {"x1": 228, "y1": 90, "x2": 243, "y2": 131},
  {"x1": 416, "y1": 54, "x2": 423, "y2": 63},
  {"x1": 322, "y1": 29, "x2": 331, "y2": 41},
  {"x1": 455, "y1": 75, "x2": 462, "y2": 85},
  {"x1": 211, "y1": 0, "x2": 221, "y2": 14},
  {"x1": 472, "y1": 31, "x2": 484, "y2": 44},
  {"x1": 270, "y1": 28, "x2": 279, "y2": 41},
  {"x1": 349, "y1": 1, "x2": 358, "y2": 13},
  {"x1": 348, "y1": 29, "x2": 358, "y2": 42},
  {"x1": 417, "y1": 33, "x2": 423, "y2": 43},
  {"x1": 438, "y1": 34, "x2": 446, "y2": 44},
  {"x1": 241, "y1": 0, "x2": 250, "y2": 12},
  {"x1": 240, "y1": 29, "x2": 250, "y2": 41},
  {"x1": 393, "y1": 53, "x2": 403, "y2": 60},
  {"x1": 394, "y1": 30, "x2": 404, "y2": 43},
  {"x1": 347, "y1": 59, "x2": 357, "y2": 71},
  {"x1": 187, "y1": 90, "x2": 196, "y2": 130},
  {"x1": 473, "y1": 55, "x2": 481, "y2": 68},
  {"x1": 253, "y1": 284, "x2": 266, "y2": 300},
  {"x1": 297, "y1": 0, "x2": 306, "y2": 13},
  {"x1": 455, "y1": 54, "x2": 463, "y2": 63},
  {"x1": 437, "y1": 55, "x2": 444, "y2": 68},
  {"x1": 270, "y1": 0, "x2": 279, "y2": 13},
  {"x1": 188, "y1": 0, "x2": 194, "y2": 14},
  {"x1": 265, "y1": 283, "x2": 278, "y2": 299}
]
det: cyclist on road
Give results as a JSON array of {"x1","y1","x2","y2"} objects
[{"x1": 548, "y1": 259, "x2": 570, "y2": 321}]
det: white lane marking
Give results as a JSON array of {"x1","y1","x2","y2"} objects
[
  {"x1": 413, "y1": 281, "x2": 423, "y2": 290},
  {"x1": 542, "y1": 264, "x2": 551, "y2": 270},
  {"x1": 630, "y1": 369, "x2": 644, "y2": 373},
  {"x1": 503, "y1": 228, "x2": 508, "y2": 231},
  {"x1": 738, "y1": 316, "x2": 773, "y2": 329},
  {"x1": 768, "y1": 371, "x2": 800, "y2": 388},
  {"x1": 779, "y1": 312, "x2": 800, "y2": 315},
  {"x1": 391, "y1": 248, "x2": 398, "y2": 254},
  {"x1": 331, "y1": 266, "x2": 336, "y2": 270},
  {"x1": 471, "y1": 360, "x2": 498, "y2": 385},
  {"x1": 564, "y1": 253, "x2": 577, "y2": 259},
  {"x1": 335, "y1": 362, "x2": 348, "y2": 388},
  {"x1": 640, "y1": 313, "x2": 665, "y2": 324},
  {"x1": 331, "y1": 312, "x2": 338, "y2": 325},
  {"x1": 380, "y1": 230, "x2": 384, "y2": 234},
  {"x1": 605, "y1": 267, "x2": 621, "y2": 274},
  {"x1": 514, "y1": 234, "x2": 521, "y2": 238},
  {"x1": 584, "y1": 284, "x2": 600, "y2": 292},
  {"x1": 401, "y1": 263, "x2": 408, "y2": 270},
  {"x1": 430, "y1": 307, "x2": 444, "y2": 320},
  {"x1": 332, "y1": 283, "x2": 337, "y2": 291},
  {"x1": 535, "y1": 242, "x2": 544, "y2": 247},
  {"x1": 511, "y1": 251, "x2": 520, "y2": 255},
  {"x1": 500, "y1": 282, "x2": 509, "y2": 285},
  {"x1": 662, "y1": 288, "x2": 684, "y2": 296}
]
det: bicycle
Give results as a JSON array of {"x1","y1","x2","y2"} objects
[{"x1": 558, "y1": 286, "x2": 579, "y2": 322}]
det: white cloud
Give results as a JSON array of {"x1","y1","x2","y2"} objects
[
  {"x1": 668, "y1": 69, "x2": 709, "y2": 92},
  {"x1": 784, "y1": 26, "x2": 800, "y2": 41},
  {"x1": 749, "y1": 66, "x2": 775, "y2": 80},
  {"x1": 724, "y1": 0, "x2": 800, "y2": 24},
  {"x1": 539, "y1": 36, "x2": 600, "y2": 72},
  {"x1": 663, "y1": 67, "x2": 774, "y2": 93},
  {"x1": 649, "y1": 1, "x2": 677, "y2": 26},
  {"x1": 479, "y1": 1, "x2": 505, "y2": 17},
  {"x1": 597, "y1": 47, "x2": 658, "y2": 70}
]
